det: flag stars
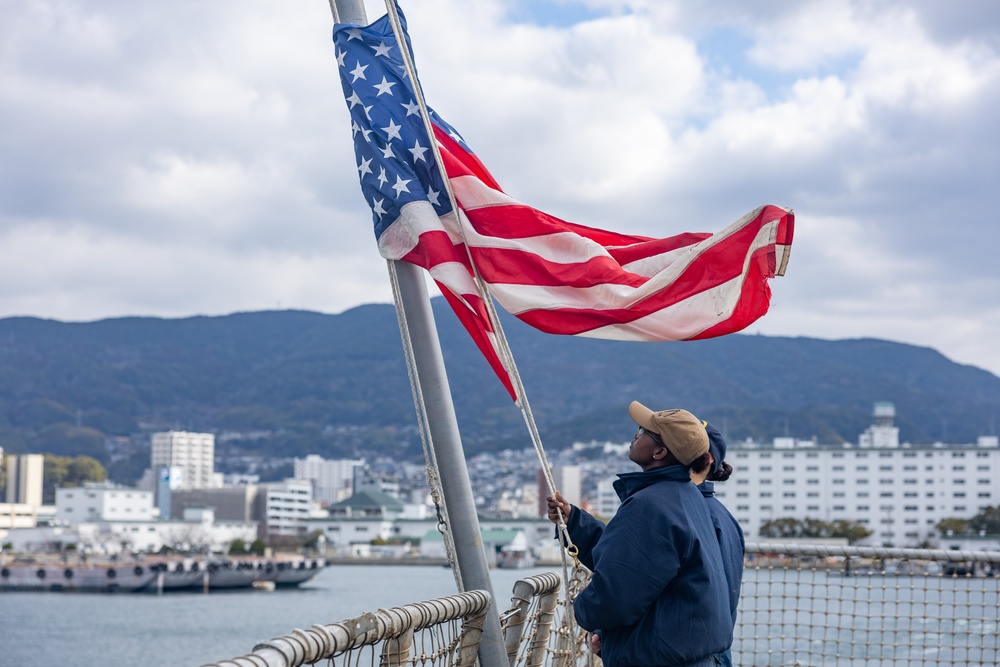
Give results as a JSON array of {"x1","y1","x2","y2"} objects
[
  {"x1": 349, "y1": 61, "x2": 368, "y2": 82},
  {"x1": 426, "y1": 187, "x2": 441, "y2": 207},
  {"x1": 377, "y1": 166, "x2": 388, "y2": 188},
  {"x1": 346, "y1": 28, "x2": 364, "y2": 41},
  {"x1": 373, "y1": 76, "x2": 397, "y2": 97},
  {"x1": 380, "y1": 143, "x2": 395, "y2": 159},
  {"x1": 372, "y1": 41, "x2": 393, "y2": 57},
  {"x1": 336, "y1": 49, "x2": 346, "y2": 67},
  {"x1": 409, "y1": 139, "x2": 429, "y2": 162},
  {"x1": 382, "y1": 119, "x2": 402, "y2": 142},
  {"x1": 371, "y1": 197, "x2": 387, "y2": 219},
  {"x1": 346, "y1": 91, "x2": 362, "y2": 108},
  {"x1": 391, "y1": 175, "x2": 412, "y2": 198},
  {"x1": 358, "y1": 156, "x2": 373, "y2": 177},
  {"x1": 362, "y1": 104, "x2": 373, "y2": 121},
  {"x1": 402, "y1": 100, "x2": 419, "y2": 116}
]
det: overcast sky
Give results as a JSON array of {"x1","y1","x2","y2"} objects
[{"x1": 2, "y1": 0, "x2": 998, "y2": 377}]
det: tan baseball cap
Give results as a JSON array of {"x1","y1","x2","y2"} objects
[{"x1": 628, "y1": 401, "x2": 709, "y2": 465}]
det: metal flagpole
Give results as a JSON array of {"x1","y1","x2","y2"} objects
[{"x1": 326, "y1": 4, "x2": 508, "y2": 667}]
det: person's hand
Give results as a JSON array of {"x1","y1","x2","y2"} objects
[
  {"x1": 546, "y1": 491, "x2": 571, "y2": 524},
  {"x1": 589, "y1": 633, "x2": 601, "y2": 656}
]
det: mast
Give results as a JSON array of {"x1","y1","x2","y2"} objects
[{"x1": 327, "y1": 4, "x2": 508, "y2": 667}]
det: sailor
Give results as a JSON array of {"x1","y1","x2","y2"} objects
[
  {"x1": 547, "y1": 401, "x2": 733, "y2": 667},
  {"x1": 692, "y1": 422, "x2": 745, "y2": 667}
]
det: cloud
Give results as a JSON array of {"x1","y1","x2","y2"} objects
[{"x1": 1, "y1": 0, "x2": 999, "y2": 379}]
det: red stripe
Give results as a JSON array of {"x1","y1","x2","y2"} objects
[{"x1": 437, "y1": 285, "x2": 516, "y2": 400}]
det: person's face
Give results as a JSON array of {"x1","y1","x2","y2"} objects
[{"x1": 629, "y1": 426, "x2": 666, "y2": 470}]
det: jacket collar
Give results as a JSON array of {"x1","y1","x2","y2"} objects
[
  {"x1": 697, "y1": 480, "x2": 715, "y2": 497},
  {"x1": 613, "y1": 464, "x2": 690, "y2": 502}
]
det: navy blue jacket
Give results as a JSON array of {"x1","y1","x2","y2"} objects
[
  {"x1": 697, "y1": 481, "x2": 745, "y2": 624},
  {"x1": 565, "y1": 465, "x2": 732, "y2": 667}
]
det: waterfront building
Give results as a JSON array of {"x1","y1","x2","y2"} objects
[
  {"x1": 309, "y1": 513, "x2": 555, "y2": 557},
  {"x1": 711, "y1": 403, "x2": 1000, "y2": 547},
  {"x1": 258, "y1": 480, "x2": 312, "y2": 538},
  {"x1": 0, "y1": 503, "x2": 37, "y2": 532},
  {"x1": 170, "y1": 484, "x2": 258, "y2": 522},
  {"x1": 326, "y1": 489, "x2": 404, "y2": 520},
  {"x1": 150, "y1": 431, "x2": 215, "y2": 490},
  {"x1": 293, "y1": 455, "x2": 364, "y2": 505},
  {"x1": 55, "y1": 483, "x2": 155, "y2": 524},
  {"x1": 5, "y1": 454, "x2": 44, "y2": 507},
  {"x1": 4, "y1": 511, "x2": 257, "y2": 554}
]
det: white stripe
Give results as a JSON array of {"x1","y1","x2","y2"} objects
[
  {"x1": 490, "y1": 222, "x2": 777, "y2": 316},
  {"x1": 449, "y1": 174, "x2": 519, "y2": 210},
  {"x1": 376, "y1": 201, "x2": 460, "y2": 260},
  {"x1": 573, "y1": 276, "x2": 743, "y2": 341}
]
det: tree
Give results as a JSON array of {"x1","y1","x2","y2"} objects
[
  {"x1": 830, "y1": 519, "x2": 873, "y2": 544},
  {"x1": 249, "y1": 538, "x2": 267, "y2": 555},
  {"x1": 936, "y1": 517, "x2": 970, "y2": 536},
  {"x1": 42, "y1": 454, "x2": 108, "y2": 503},
  {"x1": 968, "y1": 506, "x2": 1000, "y2": 535},
  {"x1": 229, "y1": 538, "x2": 247, "y2": 555},
  {"x1": 759, "y1": 517, "x2": 871, "y2": 544}
]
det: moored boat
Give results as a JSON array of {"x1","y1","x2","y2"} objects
[
  {"x1": 1, "y1": 556, "x2": 326, "y2": 592},
  {"x1": 0, "y1": 561, "x2": 157, "y2": 592}
]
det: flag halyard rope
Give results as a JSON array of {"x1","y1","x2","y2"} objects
[{"x1": 382, "y1": 0, "x2": 585, "y2": 612}]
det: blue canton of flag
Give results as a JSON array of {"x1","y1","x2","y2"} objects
[{"x1": 333, "y1": 9, "x2": 464, "y2": 240}]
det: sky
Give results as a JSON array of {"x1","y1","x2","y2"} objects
[{"x1": 1, "y1": 0, "x2": 999, "y2": 376}]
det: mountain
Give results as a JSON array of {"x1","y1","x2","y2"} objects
[{"x1": 1, "y1": 301, "x2": 998, "y2": 478}]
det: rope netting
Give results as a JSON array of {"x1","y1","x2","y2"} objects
[{"x1": 737, "y1": 543, "x2": 1000, "y2": 666}]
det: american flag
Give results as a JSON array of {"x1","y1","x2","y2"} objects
[{"x1": 333, "y1": 7, "x2": 794, "y2": 400}]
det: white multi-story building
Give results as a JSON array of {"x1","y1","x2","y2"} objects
[
  {"x1": 713, "y1": 403, "x2": 1000, "y2": 547},
  {"x1": 55, "y1": 483, "x2": 155, "y2": 524},
  {"x1": 150, "y1": 431, "x2": 215, "y2": 490},
  {"x1": 5, "y1": 454, "x2": 44, "y2": 507},
  {"x1": 293, "y1": 455, "x2": 364, "y2": 505},
  {"x1": 258, "y1": 480, "x2": 312, "y2": 538}
]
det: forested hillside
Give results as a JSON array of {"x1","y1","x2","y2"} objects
[{"x1": 1, "y1": 300, "x2": 998, "y2": 480}]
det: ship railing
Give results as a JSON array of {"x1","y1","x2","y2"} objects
[
  {"x1": 738, "y1": 542, "x2": 1000, "y2": 666},
  {"x1": 203, "y1": 543, "x2": 1000, "y2": 667},
  {"x1": 499, "y1": 571, "x2": 593, "y2": 667},
  {"x1": 201, "y1": 590, "x2": 491, "y2": 667}
]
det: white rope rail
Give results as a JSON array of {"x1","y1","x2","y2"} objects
[{"x1": 201, "y1": 590, "x2": 492, "y2": 667}]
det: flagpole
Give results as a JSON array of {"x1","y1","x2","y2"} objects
[{"x1": 327, "y1": 4, "x2": 508, "y2": 667}]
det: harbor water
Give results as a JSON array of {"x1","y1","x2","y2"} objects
[
  {"x1": 0, "y1": 564, "x2": 553, "y2": 667},
  {"x1": 3, "y1": 563, "x2": 998, "y2": 666}
]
